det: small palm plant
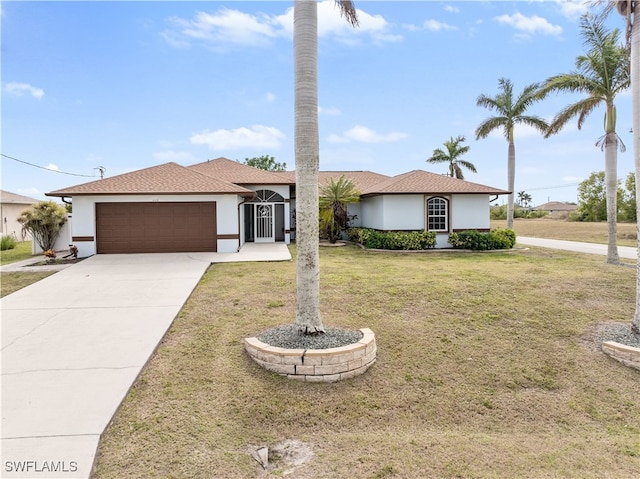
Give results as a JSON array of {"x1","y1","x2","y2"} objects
[{"x1": 319, "y1": 175, "x2": 360, "y2": 243}]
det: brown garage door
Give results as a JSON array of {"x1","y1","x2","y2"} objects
[{"x1": 96, "y1": 202, "x2": 217, "y2": 253}]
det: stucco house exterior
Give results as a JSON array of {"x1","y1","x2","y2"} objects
[
  {"x1": 46, "y1": 157, "x2": 509, "y2": 257},
  {"x1": 0, "y1": 190, "x2": 39, "y2": 240}
]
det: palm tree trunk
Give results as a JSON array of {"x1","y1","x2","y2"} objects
[
  {"x1": 630, "y1": 7, "x2": 640, "y2": 333},
  {"x1": 294, "y1": 0, "x2": 324, "y2": 334},
  {"x1": 506, "y1": 138, "x2": 516, "y2": 229},
  {"x1": 604, "y1": 131, "x2": 620, "y2": 264}
]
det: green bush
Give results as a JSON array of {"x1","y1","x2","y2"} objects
[
  {"x1": 0, "y1": 235, "x2": 17, "y2": 251},
  {"x1": 490, "y1": 205, "x2": 548, "y2": 220},
  {"x1": 347, "y1": 228, "x2": 436, "y2": 250},
  {"x1": 448, "y1": 228, "x2": 516, "y2": 250}
]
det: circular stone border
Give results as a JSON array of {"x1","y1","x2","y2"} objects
[
  {"x1": 244, "y1": 328, "x2": 376, "y2": 382},
  {"x1": 602, "y1": 341, "x2": 640, "y2": 371}
]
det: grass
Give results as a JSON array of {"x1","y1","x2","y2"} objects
[
  {"x1": 0, "y1": 241, "x2": 36, "y2": 265},
  {"x1": 492, "y1": 218, "x2": 638, "y2": 247},
  {"x1": 92, "y1": 245, "x2": 640, "y2": 479},
  {"x1": 1, "y1": 271, "x2": 55, "y2": 297},
  {"x1": 0, "y1": 241, "x2": 53, "y2": 297}
]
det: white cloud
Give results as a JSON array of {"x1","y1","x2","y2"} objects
[
  {"x1": 444, "y1": 5, "x2": 460, "y2": 14},
  {"x1": 423, "y1": 19, "x2": 457, "y2": 32},
  {"x1": 163, "y1": 9, "x2": 280, "y2": 49},
  {"x1": 328, "y1": 125, "x2": 408, "y2": 144},
  {"x1": 319, "y1": 105, "x2": 341, "y2": 116},
  {"x1": 266, "y1": 92, "x2": 276, "y2": 103},
  {"x1": 403, "y1": 19, "x2": 457, "y2": 33},
  {"x1": 45, "y1": 163, "x2": 60, "y2": 171},
  {"x1": 4, "y1": 82, "x2": 44, "y2": 99},
  {"x1": 190, "y1": 125, "x2": 285, "y2": 150},
  {"x1": 153, "y1": 150, "x2": 196, "y2": 163},
  {"x1": 494, "y1": 13, "x2": 563, "y2": 38},
  {"x1": 162, "y1": 0, "x2": 401, "y2": 49},
  {"x1": 554, "y1": 0, "x2": 589, "y2": 20}
]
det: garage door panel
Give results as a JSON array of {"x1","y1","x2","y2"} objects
[{"x1": 96, "y1": 202, "x2": 217, "y2": 253}]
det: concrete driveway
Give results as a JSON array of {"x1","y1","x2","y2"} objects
[{"x1": 1, "y1": 245, "x2": 290, "y2": 478}]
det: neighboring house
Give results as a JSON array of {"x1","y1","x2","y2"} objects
[
  {"x1": 533, "y1": 201, "x2": 577, "y2": 219},
  {"x1": 46, "y1": 157, "x2": 509, "y2": 256},
  {"x1": 0, "y1": 190, "x2": 39, "y2": 240}
]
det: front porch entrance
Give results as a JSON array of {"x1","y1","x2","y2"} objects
[{"x1": 244, "y1": 190, "x2": 285, "y2": 243}]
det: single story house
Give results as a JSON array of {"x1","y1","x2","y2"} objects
[
  {"x1": 0, "y1": 190, "x2": 40, "y2": 240},
  {"x1": 46, "y1": 157, "x2": 509, "y2": 256},
  {"x1": 532, "y1": 201, "x2": 577, "y2": 219}
]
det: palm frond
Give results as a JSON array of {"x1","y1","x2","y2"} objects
[{"x1": 336, "y1": 0, "x2": 359, "y2": 27}]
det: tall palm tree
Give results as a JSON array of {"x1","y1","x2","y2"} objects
[
  {"x1": 426, "y1": 135, "x2": 477, "y2": 180},
  {"x1": 608, "y1": 0, "x2": 639, "y2": 332},
  {"x1": 537, "y1": 13, "x2": 630, "y2": 265},
  {"x1": 475, "y1": 79, "x2": 549, "y2": 229},
  {"x1": 319, "y1": 176, "x2": 361, "y2": 243},
  {"x1": 294, "y1": 0, "x2": 357, "y2": 335}
]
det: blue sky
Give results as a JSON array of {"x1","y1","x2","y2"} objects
[{"x1": 1, "y1": 1, "x2": 634, "y2": 206}]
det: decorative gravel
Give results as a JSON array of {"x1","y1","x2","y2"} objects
[
  {"x1": 257, "y1": 324, "x2": 363, "y2": 350},
  {"x1": 583, "y1": 322, "x2": 640, "y2": 352}
]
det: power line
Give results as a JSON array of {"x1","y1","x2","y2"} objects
[{"x1": 1, "y1": 153, "x2": 98, "y2": 178}]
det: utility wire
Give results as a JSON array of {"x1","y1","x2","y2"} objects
[{"x1": 1, "y1": 153, "x2": 97, "y2": 178}]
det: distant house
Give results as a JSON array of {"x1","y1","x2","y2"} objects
[
  {"x1": 0, "y1": 190, "x2": 39, "y2": 240},
  {"x1": 46, "y1": 157, "x2": 509, "y2": 257},
  {"x1": 533, "y1": 201, "x2": 577, "y2": 219}
]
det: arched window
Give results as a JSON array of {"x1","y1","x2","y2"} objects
[
  {"x1": 252, "y1": 189, "x2": 284, "y2": 203},
  {"x1": 426, "y1": 197, "x2": 449, "y2": 232}
]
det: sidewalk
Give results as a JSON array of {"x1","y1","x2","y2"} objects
[{"x1": 517, "y1": 236, "x2": 637, "y2": 260}]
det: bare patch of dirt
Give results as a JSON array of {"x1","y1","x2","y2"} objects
[{"x1": 251, "y1": 439, "x2": 314, "y2": 478}]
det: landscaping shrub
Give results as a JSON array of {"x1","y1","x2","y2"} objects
[
  {"x1": 347, "y1": 228, "x2": 436, "y2": 250},
  {"x1": 490, "y1": 205, "x2": 548, "y2": 220},
  {"x1": 0, "y1": 235, "x2": 17, "y2": 251},
  {"x1": 448, "y1": 228, "x2": 516, "y2": 250},
  {"x1": 17, "y1": 201, "x2": 67, "y2": 252}
]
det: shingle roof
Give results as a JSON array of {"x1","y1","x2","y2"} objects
[
  {"x1": 189, "y1": 157, "x2": 293, "y2": 185},
  {"x1": 273, "y1": 170, "x2": 391, "y2": 192},
  {"x1": 46, "y1": 162, "x2": 254, "y2": 197},
  {"x1": 0, "y1": 190, "x2": 40, "y2": 204},
  {"x1": 360, "y1": 170, "x2": 510, "y2": 196}
]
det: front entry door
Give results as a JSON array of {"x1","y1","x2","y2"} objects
[{"x1": 255, "y1": 203, "x2": 274, "y2": 242}]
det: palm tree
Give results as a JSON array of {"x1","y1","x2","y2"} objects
[
  {"x1": 319, "y1": 176, "x2": 361, "y2": 243},
  {"x1": 426, "y1": 135, "x2": 477, "y2": 179},
  {"x1": 608, "y1": 0, "x2": 639, "y2": 332},
  {"x1": 537, "y1": 13, "x2": 630, "y2": 265},
  {"x1": 517, "y1": 190, "x2": 532, "y2": 208},
  {"x1": 294, "y1": 0, "x2": 358, "y2": 335},
  {"x1": 475, "y1": 79, "x2": 549, "y2": 229}
]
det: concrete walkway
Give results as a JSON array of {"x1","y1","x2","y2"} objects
[
  {"x1": 1, "y1": 244, "x2": 290, "y2": 478},
  {"x1": 517, "y1": 236, "x2": 637, "y2": 260}
]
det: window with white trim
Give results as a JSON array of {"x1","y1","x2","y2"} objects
[{"x1": 427, "y1": 197, "x2": 449, "y2": 232}]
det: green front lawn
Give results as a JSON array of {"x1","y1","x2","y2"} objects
[
  {"x1": 0, "y1": 241, "x2": 36, "y2": 265},
  {"x1": 92, "y1": 245, "x2": 640, "y2": 478}
]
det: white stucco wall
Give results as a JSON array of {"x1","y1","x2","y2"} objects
[
  {"x1": 360, "y1": 196, "x2": 385, "y2": 230},
  {"x1": 361, "y1": 195, "x2": 425, "y2": 230},
  {"x1": 1, "y1": 203, "x2": 33, "y2": 240},
  {"x1": 70, "y1": 194, "x2": 241, "y2": 257},
  {"x1": 451, "y1": 195, "x2": 491, "y2": 230}
]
